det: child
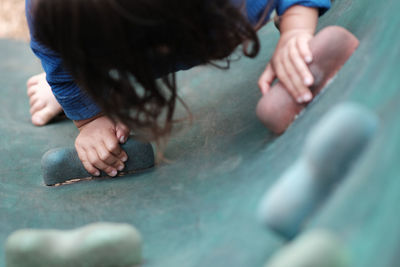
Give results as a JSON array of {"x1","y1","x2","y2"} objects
[{"x1": 25, "y1": 0, "x2": 330, "y2": 177}]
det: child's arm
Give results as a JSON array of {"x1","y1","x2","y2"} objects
[
  {"x1": 258, "y1": 5, "x2": 320, "y2": 103},
  {"x1": 29, "y1": 43, "x2": 130, "y2": 177},
  {"x1": 27, "y1": 0, "x2": 130, "y2": 177}
]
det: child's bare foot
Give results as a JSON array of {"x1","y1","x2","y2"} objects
[{"x1": 27, "y1": 73, "x2": 63, "y2": 126}]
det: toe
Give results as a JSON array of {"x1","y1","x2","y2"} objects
[
  {"x1": 27, "y1": 73, "x2": 45, "y2": 87},
  {"x1": 27, "y1": 84, "x2": 38, "y2": 97},
  {"x1": 29, "y1": 93, "x2": 40, "y2": 106},
  {"x1": 30, "y1": 101, "x2": 46, "y2": 115},
  {"x1": 27, "y1": 77, "x2": 38, "y2": 88},
  {"x1": 31, "y1": 115, "x2": 46, "y2": 126},
  {"x1": 31, "y1": 106, "x2": 59, "y2": 126}
]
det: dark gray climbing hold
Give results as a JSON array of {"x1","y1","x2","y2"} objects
[
  {"x1": 5, "y1": 222, "x2": 142, "y2": 267},
  {"x1": 42, "y1": 137, "x2": 155, "y2": 185},
  {"x1": 258, "y1": 103, "x2": 379, "y2": 239},
  {"x1": 264, "y1": 230, "x2": 348, "y2": 267}
]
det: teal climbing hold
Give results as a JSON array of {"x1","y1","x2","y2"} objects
[
  {"x1": 42, "y1": 137, "x2": 155, "y2": 185},
  {"x1": 258, "y1": 103, "x2": 379, "y2": 238},
  {"x1": 5, "y1": 222, "x2": 142, "y2": 267}
]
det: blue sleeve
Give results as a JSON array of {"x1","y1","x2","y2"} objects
[
  {"x1": 25, "y1": 0, "x2": 101, "y2": 121},
  {"x1": 245, "y1": 0, "x2": 276, "y2": 25},
  {"x1": 276, "y1": 0, "x2": 331, "y2": 16}
]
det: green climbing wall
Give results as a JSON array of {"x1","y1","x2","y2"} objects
[{"x1": 0, "y1": 0, "x2": 399, "y2": 266}]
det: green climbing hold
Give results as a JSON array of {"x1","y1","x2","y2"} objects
[
  {"x1": 258, "y1": 103, "x2": 378, "y2": 238},
  {"x1": 5, "y1": 222, "x2": 142, "y2": 267},
  {"x1": 265, "y1": 230, "x2": 348, "y2": 267}
]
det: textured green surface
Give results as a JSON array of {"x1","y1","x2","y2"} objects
[{"x1": 0, "y1": 0, "x2": 399, "y2": 266}]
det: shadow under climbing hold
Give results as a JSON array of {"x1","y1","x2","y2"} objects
[
  {"x1": 256, "y1": 26, "x2": 360, "y2": 134},
  {"x1": 264, "y1": 230, "x2": 348, "y2": 267},
  {"x1": 42, "y1": 137, "x2": 155, "y2": 186},
  {"x1": 258, "y1": 103, "x2": 378, "y2": 239},
  {"x1": 5, "y1": 222, "x2": 142, "y2": 267}
]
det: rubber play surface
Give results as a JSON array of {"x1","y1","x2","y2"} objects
[{"x1": 1, "y1": 0, "x2": 400, "y2": 266}]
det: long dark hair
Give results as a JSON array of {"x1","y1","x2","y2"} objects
[{"x1": 32, "y1": 0, "x2": 271, "y2": 141}]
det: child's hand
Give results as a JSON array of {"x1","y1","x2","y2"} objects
[
  {"x1": 258, "y1": 30, "x2": 314, "y2": 103},
  {"x1": 74, "y1": 115, "x2": 130, "y2": 177},
  {"x1": 258, "y1": 5, "x2": 319, "y2": 104}
]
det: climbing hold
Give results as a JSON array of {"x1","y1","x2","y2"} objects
[
  {"x1": 264, "y1": 230, "x2": 348, "y2": 267},
  {"x1": 258, "y1": 103, "x2": 378, "y2": 238},
  {"x1": 5, "y1": 222, "x2": 142, "y2": 267},
  {"x1": 42, "y1": 137, "x2": 155, "y2": 186},
  {"x1": 256, "y1": 26, "x2": 360, "y2": 134}
]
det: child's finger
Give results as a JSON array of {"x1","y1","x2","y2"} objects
[
  {"x1": 258, "y1": 64, "x2": 276, "y2": 95},
  {"x1": 289, "y1": 46, "x2": 314, "y2": 88},
  {"x1": 116, "y1": 149, "x2": 128, "y2": 163},
  {"x1": 116, "y1": 122, "x2": 129, "y2": 144},
  {"x1": 283, "y1": 58, "x2": 308, "y2": 103},
  {"x1": 97, "y1": 144, "x2": 125, "y2": 171},
  {"x1": 87, "y1": 148, "x2": 118, "y2": 177},
  {"x1": 77, "y1": 150, "x2": 100, "y2": 177},
  {"x1": 288, "y1": 44, "x2": 313, "y2": 102},
  {"x1": 104, "y1": 136, "x2": 128, "y2": 163},
  {"x1": 105, "y1": 137, "x2": 122, "y2": 156},
  {"x1": 297, "y1": 35, "x2": 313, "y2": 64},
  {"x1": 274, "y1": 58, "x2": 298, "y2": 101},
  {"x1": 281, "y1": 48, "x2": 308, "y2": 103}
]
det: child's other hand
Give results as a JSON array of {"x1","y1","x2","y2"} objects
[
  {"x1": 258, "y1": 30, "x2": 315, "y2": 104},
  {"x1": 74, "y1": 115, "x2": 130, "y2": 177}
]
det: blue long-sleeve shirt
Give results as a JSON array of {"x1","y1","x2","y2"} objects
[{"x1": 26, "y1": 0, "x2": 330, "y2": 120}]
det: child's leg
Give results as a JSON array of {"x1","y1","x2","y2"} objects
[{"x1": 27, "y1": 73, "x2": 63, "y2": 126}]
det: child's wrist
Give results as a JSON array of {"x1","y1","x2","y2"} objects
[
  {"x1": 74, "y1": 113, "x2": 104, "y2": 130},
  {"x1": 281, "y1": 28, "x2": 314, "y2": 38},
  {"x1": 279, "y1": 5, "x2": 318, "y2": 37},
  {"x1": 277, "y1": 29, "x2": 314, "y2": 48}
]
